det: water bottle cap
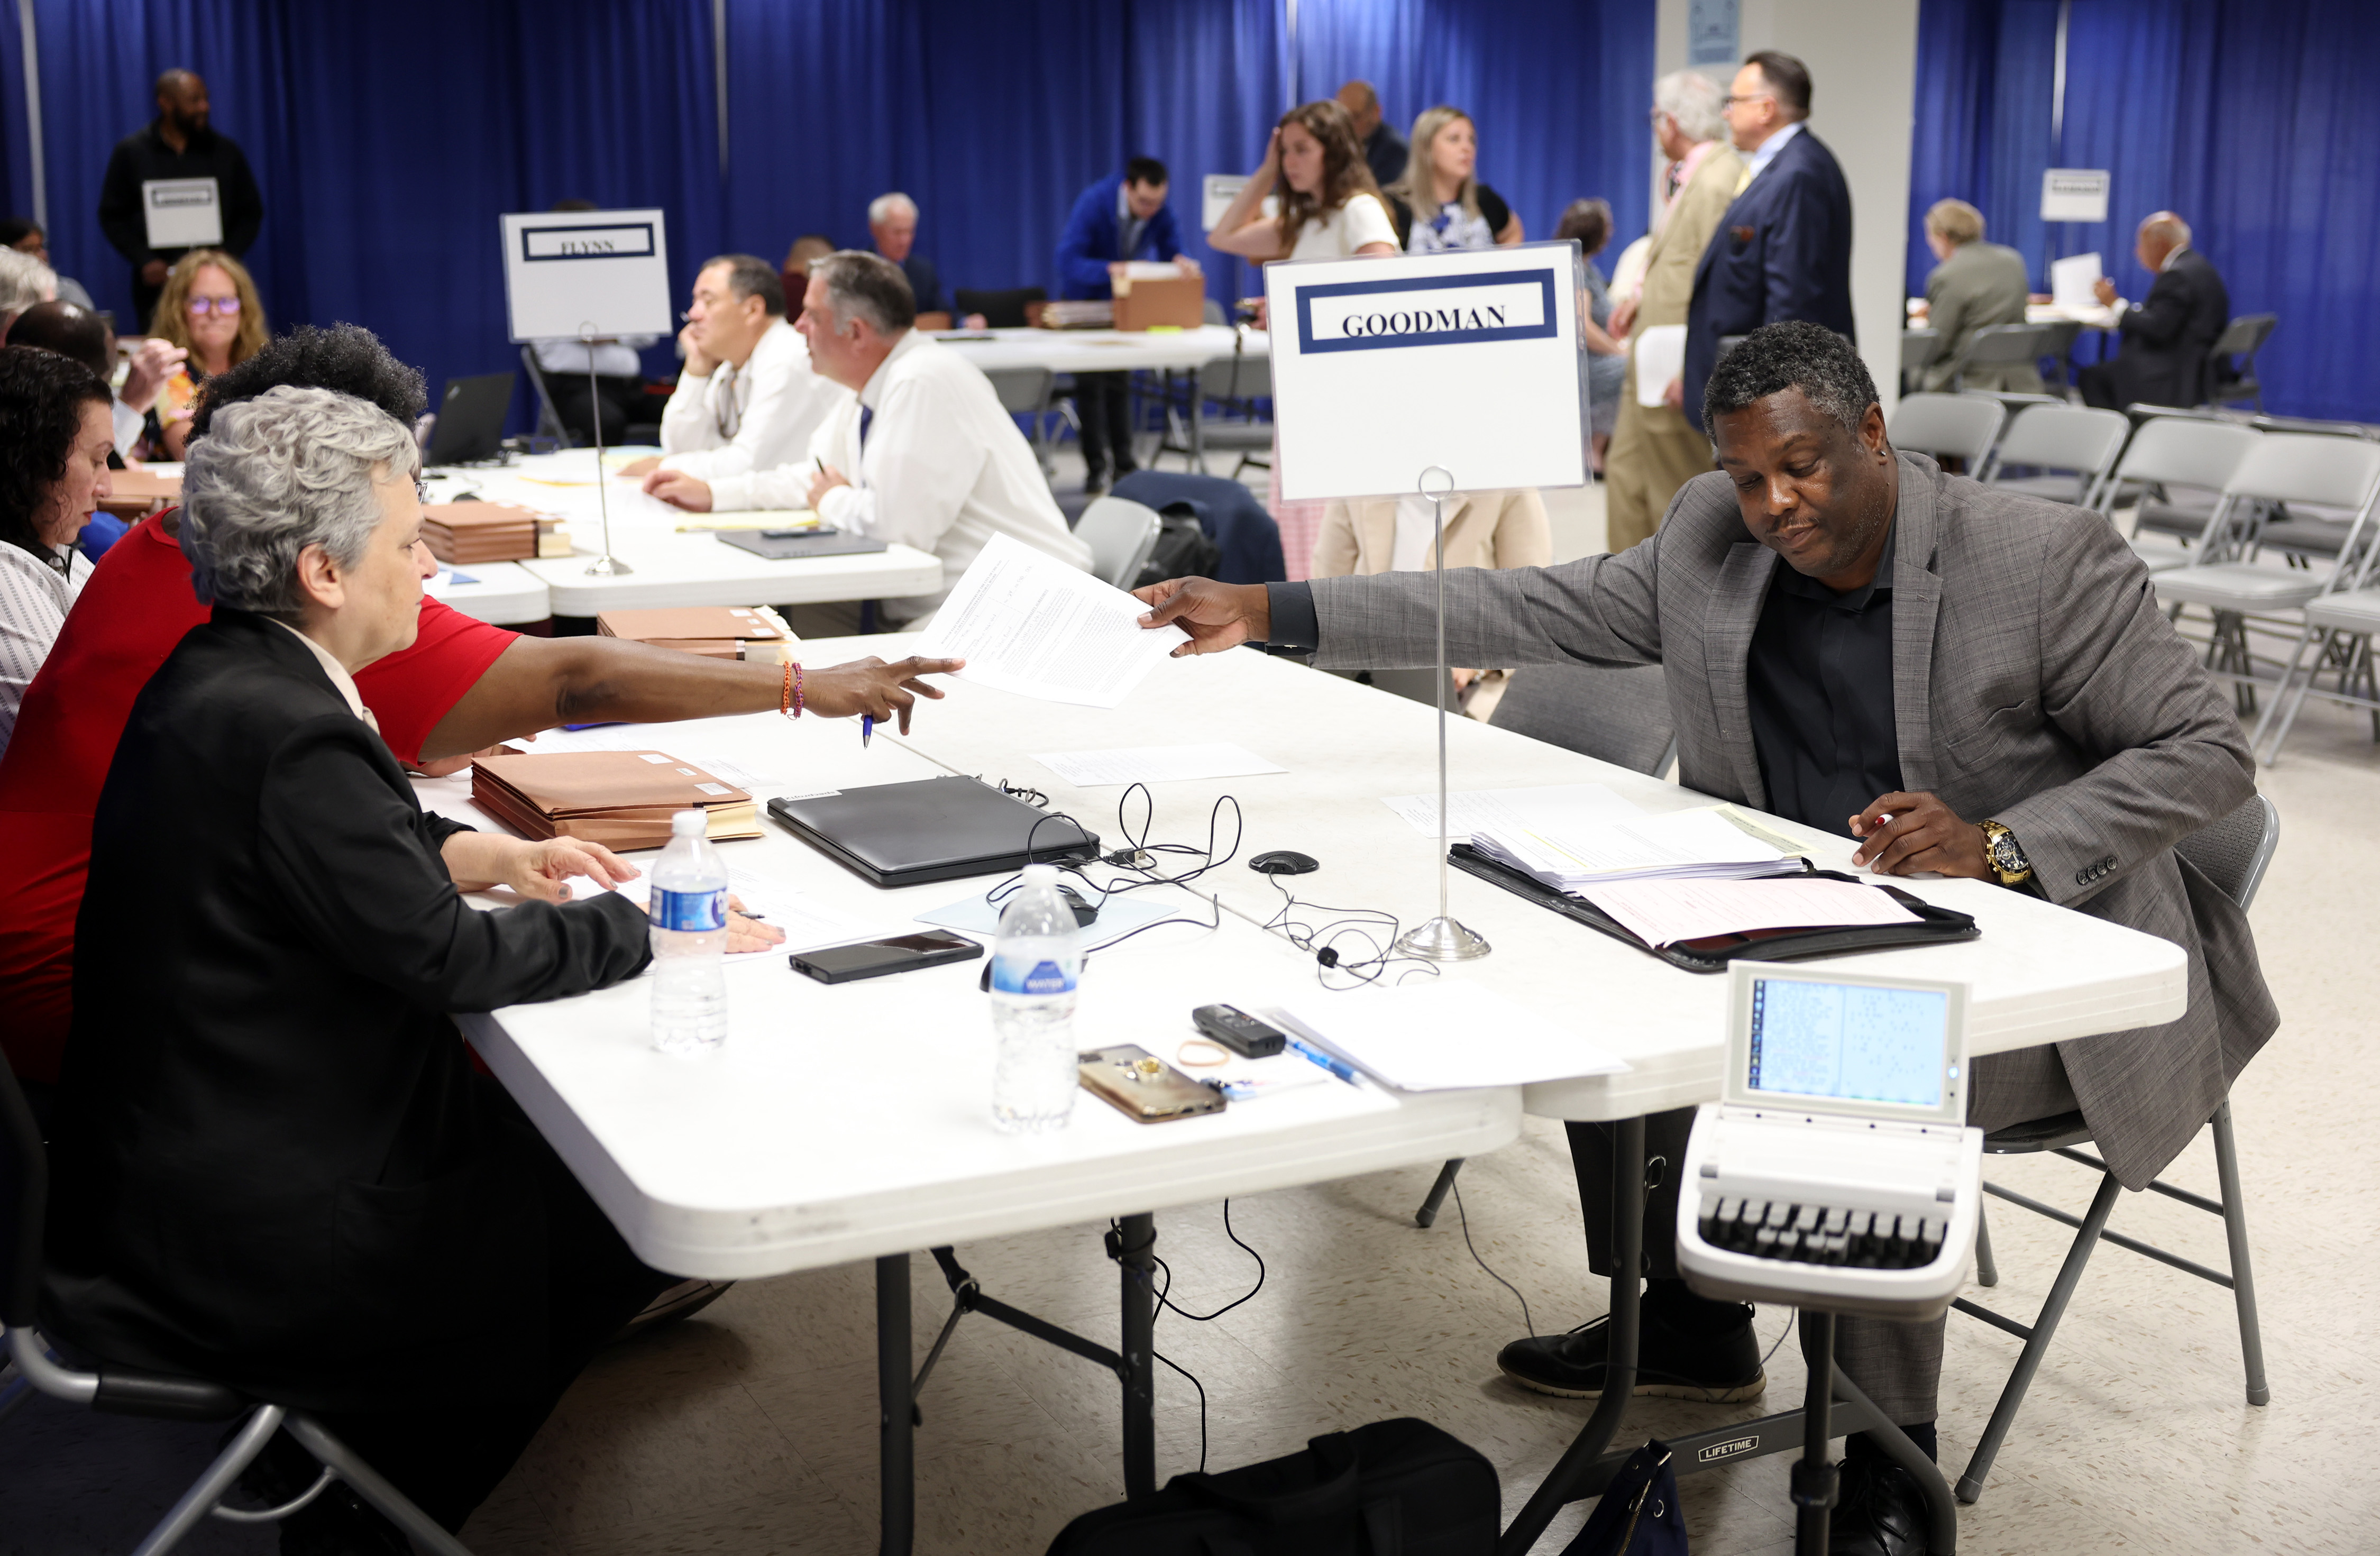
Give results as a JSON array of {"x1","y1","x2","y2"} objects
[
  {"x1": 1021, "y1": 863, "x2": 1059, "y2": 887},
  {"x1": 671, "y1": 809, "x2": 706, "y2": 836}
]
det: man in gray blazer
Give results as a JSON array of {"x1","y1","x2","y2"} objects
[
  {"x1": 1917, "y1": 198, "x2": 2042, "y2": 393},
  {"x1": 1137, "y1": 321, "x2": 2274, "y2": 1553}
]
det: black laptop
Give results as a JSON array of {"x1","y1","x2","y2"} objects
[
  {"x1": 768, "y1": 775, "x2": 1100, "y2": 887},
  {"x1": 424, "y1": 373, "x2": 517, "y2": 466},
  {"x1": 717, "y1": 529, "x2": 890, "y2": 562}
]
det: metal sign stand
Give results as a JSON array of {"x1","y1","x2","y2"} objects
[
  {"x1": 1394, "y1": 464, "x2": 1489, "y2": 963},
  {"x1": 579, "y1": 319, "x2": 631, "y2": 576}
]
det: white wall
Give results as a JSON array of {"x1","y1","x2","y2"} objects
[{"x1": 1655, "y1": 0, "x2": 1919, "y2": 411}]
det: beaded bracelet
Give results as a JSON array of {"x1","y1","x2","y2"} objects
[{"x1": 780, "y1": 660, "x2": 804, "y2": 718}]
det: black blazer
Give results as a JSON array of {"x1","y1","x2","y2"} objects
[
  {"x1": 42, "y1": 611, "x2": 651, "y2": 1412},
  {"x1": 2108, "y1": 248, "x2": 2230, "y2": 409},
  {"x1": 901, "y1": 253, "x2": 947, "y2": 314},
  {"x1": 1682, "y1": 127, "x2": 1856, "y2": 430}
]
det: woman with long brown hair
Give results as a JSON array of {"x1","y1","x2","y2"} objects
[{"x1": 145, "y1": 247, "x2": 268, "y2": 459}]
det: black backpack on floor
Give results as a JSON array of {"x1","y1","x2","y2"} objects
[
  {"x1": 1046, "y1": 1417, "x2": 1499, "y2": 1556},
  {"x1": 1131, "y1": 504, "x2": 1224, "y2": 591}
]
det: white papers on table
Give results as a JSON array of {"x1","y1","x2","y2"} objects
[
  {"x1": 1381, "y1": 781, "x2": 1643, "y2": 839},
  {"x1": 916, "y1": 532, "x2": 1189, "y2": 708},
  {"x1": 1272, "y1": 983, "x2": 1627, "y2": 1091},
  {"x1": 1473, "y1": 806, "x2": 1800, "y2": 890},
  {"x1": 912, "y1": 889, "x2": 1188, "y2": 953},
  {"x1": 570, "y1": 867, "x2": 889, "y2": 964},
  {"x1": 1033, "y1": 744, "x2": 1285, "y2": 787},
  {"x1": 1633, "y1": 324, "x2": 1688, "y2": 406},
  {"x1": 1583, "y1": 877, "x2": 1920, "y2": 948},
  {"x1": 2050, "y1": 252, "x2": 2103, "y2": 313}
]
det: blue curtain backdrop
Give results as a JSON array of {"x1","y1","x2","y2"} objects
[{"x1": 1910, "y1": 0, "x2": 2380, "y2": 423}]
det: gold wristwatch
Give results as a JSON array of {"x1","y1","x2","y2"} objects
[{"x1": 1978, "y1": 820, "x2": 2033, "y2": 887}]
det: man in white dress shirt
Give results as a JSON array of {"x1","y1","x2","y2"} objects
[
  {"x1": 646, "y1": 251, "x2": 1091, "y2": 624},
  {"x1": 623, "y1": 254, "x2": 845, "y2": 493}
]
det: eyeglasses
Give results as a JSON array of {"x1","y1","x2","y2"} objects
[
  {"x1": 186, "y1": 295, "x2": 242, "y2": 316},
  {"x1": 1720, "y1": 92, "x2": 1774, "y2": 109}
]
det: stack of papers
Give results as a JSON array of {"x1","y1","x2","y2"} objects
[
  {"x1": 917, "y1": 532, "x2": 1189, "y2": 708},
  {"x1": 1272, "y1": 983, "x2": 1627, "y2": 1092},
  {"x1": 1473, "y1": 807, "x2": 1801, "y2": 890},
  {"x1": 1583, "y1": 877, "x2": 1920, "y2": 949}
]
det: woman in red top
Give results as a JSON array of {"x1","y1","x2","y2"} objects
[{"x1": 0, "y1": 324, "x2": 958, "y2": 1084}]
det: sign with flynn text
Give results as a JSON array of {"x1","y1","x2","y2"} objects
[
  {"x1": 1266, "y1": 242, "x2": 1587, "y2": 501},
  {"x1": 500, "y1": 208, "x2": 674, "y2": 343}
]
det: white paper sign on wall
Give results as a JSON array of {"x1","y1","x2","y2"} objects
[
  {"x1": 499, "y1": 208, "x2": 675, "y2": 343},
  {"x1": 1265, "y1": 242, "x2": 1587, "y2": 501},
  {"x1": 2040, "y1": 170, "x2": 2111, "y2": 224}
]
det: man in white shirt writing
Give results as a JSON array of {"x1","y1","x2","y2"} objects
[
  {"x1": 647, "y1": 251, "x2": 1091, "y2": 624},
  {"x1": 621, "y1": 254, "x2": 845, "y2": 490}
]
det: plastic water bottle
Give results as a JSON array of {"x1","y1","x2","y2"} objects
[
  {"x1": 649, "y1": 810, "x2": 729, "y2": 1055},
  {"x1": 990, "y1": 864, "x2": 1082, "y2": 1133}
]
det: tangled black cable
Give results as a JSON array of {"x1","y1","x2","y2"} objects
[
  {"x1": 1257, "y1": 872, "x2": 1444, "y2": 990},
  {"x1": 976, "y1": 784, "x2": 1243, "y2": 958},
  {"x1": 1107, "y1": 1201, "x2": 1267, "y2": 1473}
]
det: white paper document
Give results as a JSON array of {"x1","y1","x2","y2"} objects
[
  {"x1": 1273, "y1": 983, "x2": 1627, "y2": 1092},
  {"x1": 1474, "y1": 807, "x2": 1800, "y2": 891},
  {"x1": 2050, "y1": 252, "x2": 2103, "y2": 313},
  {"x1": 917, "y1": 533, "x2": 1189, "y2": 707},
  {"x1": 1381, "y1": 782, "x2": 1644, "y2": 838},
  {"x1": 1033, "y1": 744, "x2": 1285, "y2": 787},
  {"x1": 1582, "y1": 877, "x2": 1920, "y2": 949},
  {"x1": 1633, "y1": 324, "x2": 1688, "y2": 406},
  {"x1": 570, "y1": 867, "x2": 887, "y2": 964}
]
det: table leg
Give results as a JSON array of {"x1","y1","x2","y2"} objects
[
  {"x1": 1496, "y1": 1113, "x2": 1645, "y2": 1555},
  {"x1": 1792, "y1": 1312, "x2": 1838, "y2": 1555},
  {"x1": 1116, "y1": 1212, "x2": 1158, "y2": 1497},
  {"x1": 877, "y1": 1252, "x2": 913, "y2": 1556}
]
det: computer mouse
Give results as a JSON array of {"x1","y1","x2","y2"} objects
[
  {"x1": 1249, "y1": 850, "x2": 1320, "y2": 876},
  {"x1": 1057, "y1": 884, "x2": 1100, "y2": 926}
]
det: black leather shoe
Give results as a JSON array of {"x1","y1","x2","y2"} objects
[
  {"x1": 1829, "y1": 1457, "x2": 1931, "y2": 1555},
  {"x1": 1495, "y1": 1310, "x2": 1764, "y2": 1402}
]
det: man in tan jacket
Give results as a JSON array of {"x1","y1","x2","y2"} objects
[{"x1": 1604, "y1": 71, "x2": 1743, "y2": 552}]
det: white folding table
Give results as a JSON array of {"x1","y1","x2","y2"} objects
[
  {"x1": 422, "y1": 562, "x2": 548, "y2": 626},
  {"x1": 440, "y1": 636, "x2": 2186, "y2": 1554}
]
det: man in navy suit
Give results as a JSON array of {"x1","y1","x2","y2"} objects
[
  {"x1": 2079, "y1": 212, "x2": 2231, "y2": 410},
  {"x1": 1681, "y1": 51, "x2": 1855, "y2": 431},
  {"x1": 1055, "y1": 156, "x2": 1201, "y2": 493}
]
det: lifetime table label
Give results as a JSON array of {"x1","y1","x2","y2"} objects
[{"x1": 1295, "y1": 268, "x2": 1557, "y2": 355}]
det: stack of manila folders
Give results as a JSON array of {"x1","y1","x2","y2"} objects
[{"x1": 1470, "y1": 801, "x2": 1920, "y2": 949}]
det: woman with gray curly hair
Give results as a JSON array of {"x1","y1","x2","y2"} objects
[{"x1": 41, "y1": 385, "x2": 690, "y2": 1545}]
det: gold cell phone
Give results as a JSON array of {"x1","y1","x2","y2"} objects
[{"x1": 1078, "y1": 1044, "x2": 1226, "y2": 1124}]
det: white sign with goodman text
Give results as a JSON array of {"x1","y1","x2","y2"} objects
[
  {"x1": 499, "y1": 207, "x2": 675, "y2": 343},
  {"x1": 1266, "y1": 242, "x2": 1587, "y2": 500}
]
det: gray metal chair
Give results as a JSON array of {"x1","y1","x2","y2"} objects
[
  {"x1": 2205, "y1": 314, "x2": 2277, "y2": 412},
  {"x1": 1899, "y1": 327, "x2": 1943, "y2": 396},
  {"x1": 1939, "y1": 322, "x2": 2046, "y2": 391},
  {"x1": 0, "y1": 1063, "x2": 474, "y2": 1555},
  {"x1": 1411, "y1": 663, "x2": 1675, "y2": 1228},
  {"x1": 1887, "y1": 391, "x2": 2006, "y2": 469},
  {"x1": 2103, "y1": 414, "x2": 2263, "y2": 564},
  {"x1": 1979, "y1": 404, "x2": 2131, "y2": 507},
  {"x1": 984, "y1": 365, "x2": 1060, "y2": 474},
  {"x1": 2251, "y1": 498, "x2": 2380, "y2": 761},
  {"x1": 519, "y1": 345, "x2": 575, "y2": 448},
  {"x1": 1953, "y1": 793, "x2": 2277, "y2": 1504},
  {"x1": 1171, "y1": 352, "x2": 1272, "y2": 478},
  {"x1": 1074, "y1": 495, "x2": 1164, "y2": 589},
  {"x1": 2153, "y1": 436, "x2": 2380, "y2": 709}
]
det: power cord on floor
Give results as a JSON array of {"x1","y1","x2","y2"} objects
[
  {"x1": 1450, "y1": 1179, "x2": 1534, "y2": 1340},
  {"x1": 1107, "y1": 1201, "x2": 1267, "y2": 1474}
]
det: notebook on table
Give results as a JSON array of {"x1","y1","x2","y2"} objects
[
  {"x1": 768, "y1": 775, "x2": 1100, "y2": 887},
  {"x1": 470, "y1": 752, "x2": 761, "y2": 850},
  {"x1": 717, "y1": 530, "x2": 889, "y2": 562}
]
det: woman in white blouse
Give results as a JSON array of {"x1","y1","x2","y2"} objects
[
  {"x1": 0, "y1": 345, "x2": 115, "y2": 759},
  {"x1": 1210, "y1": 98, "x2": 1397, "y2": 580}
]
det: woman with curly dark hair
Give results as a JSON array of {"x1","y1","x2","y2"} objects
[{"x1": 0, "y1": 344, "x2": 114, "y2": 758}]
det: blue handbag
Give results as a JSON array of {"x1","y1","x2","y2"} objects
[{"x1": 1559, "y1": 1439, "x2": 1687, "y2": 1556}]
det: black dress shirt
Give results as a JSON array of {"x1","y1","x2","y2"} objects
[
  {"x1": 1265, "y1": 525, "x2": 1902, "y2": 839},
  {"x1": 96, "y1": 119, "x2": 266, "y2": 268},
  {"x1": 1743, "y1": 527, "x2": 1901, "y2": 837}
]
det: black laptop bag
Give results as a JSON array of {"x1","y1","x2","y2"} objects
[{"x1": 1046, "y1": 1417, "x2": 1499, "y2": 1556}]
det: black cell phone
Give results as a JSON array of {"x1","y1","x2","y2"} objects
[
  {"x1": 1192, "y1": 1004, "x2": 1287, "y2": 1058},
  {"x1": 790, "y1": 931, "x2": 984, "y2": 984}
]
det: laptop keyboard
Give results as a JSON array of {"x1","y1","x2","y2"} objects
[{"x1": 1697, "y1": 1194, "x2": 1947, "y2": 1270}]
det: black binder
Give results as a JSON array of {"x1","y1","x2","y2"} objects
[
  {"x1": 1448, "y1": 843, "x2": 1980, "y2": 974},
  {"x1": 768, "y1": 775, "x2": 1100, "y2": 887},
  {"x1": 717, "y1": 529, "x2": 890, "y2": 561}
]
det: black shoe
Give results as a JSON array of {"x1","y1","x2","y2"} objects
[
  {"x1": 1083, "y1": 468, "x2": 1112, "y2": 497},
  {"x1": 1829, "y1": 1457, "x2": 1931, "y2": 1556},
  {"x1": 605, "y1": 1277, "x2": 734, "y2": 1346},
  {"x1": 1495, "y1": 1309, "x2": 1765, "y2": 1402}
]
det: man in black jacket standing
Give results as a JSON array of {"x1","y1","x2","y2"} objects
[
  {"x1": 2080, "y1": 211, "x2": 2230, "y2": 410},
  {"x1": 95, "y1": 69, "x2": 264, "y2": 331}
]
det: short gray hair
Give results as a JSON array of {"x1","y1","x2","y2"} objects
[
  {"x1": 808, "y1": 250, "x2": 916, "y2": 336},
  {"x1": 181, "y1": 386, "x2": 422, "y2": 621},
  {"x1": 867, "y1": 191, "x2": 918, "y2": 226},
  {"x1": 0, "y1": 248, "x2": 57, "y2": 315},
  {"x1": 1701, "y1": 320, "x2": 1878, "y2": 438},
  {"x1": 1654, "y1": 69, "x2": 1726, "y2": 144}
]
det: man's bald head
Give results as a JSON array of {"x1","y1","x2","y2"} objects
[
  {"x1": 2136, "y1": 210, "x2": 2191, "y2": 271},
  {"x1": 154, "y1": 69, "x2": 209, "y2": 135},
  {"x1": 1335, "y1": 80, "x2": 1381, "y2": 139}
]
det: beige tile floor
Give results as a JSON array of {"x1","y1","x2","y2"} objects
[{"x1": 8, "y1": 492, "x2": 2377, "y2": 1556}]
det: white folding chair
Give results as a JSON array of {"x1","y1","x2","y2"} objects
[
  {"x1": 1978, "y1": 404, "x2": 2131, "y2": 508},
  {"x1": 1887, "y1": 392, "x2": 2006, "y2": 468},
  {"x1": 2100, "y1": 415, "x2": 2263, "y2": 569},
  {"x1": 2252, "y1": 492, "x2": 2380, "y2": 761},
  {"x1": 984, "y1": 366, "x2": 1059, "y2": 475},
  {"x1": 1074, "y1": 496, "x2": 1164, "y2": 590}
]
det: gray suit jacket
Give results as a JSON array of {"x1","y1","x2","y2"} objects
[
  {"x1": 1310, "y1": 453, "x2": 2275, "y2": 1188},
  {"x1": 1923, "y1": 240, "x2": 2043, "y2": 393}
]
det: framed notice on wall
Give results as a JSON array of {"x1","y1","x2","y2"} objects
[
  {"x1": 1263, "y1": 242, "x2": 1587, "y2": 501},
  {"x1": 499, "y1": 208, "x2": 675, "y2": 342}
]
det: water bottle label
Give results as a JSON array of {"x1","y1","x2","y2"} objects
[
  {"x1": 651, "y1": 886, "x2": 726, "y2": 932},
  {"x1": 992, "y1": 956, "x2": 1077, "y2": 995}
]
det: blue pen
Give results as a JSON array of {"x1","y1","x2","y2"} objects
[
  {"x1": 1286, "y1": 1036, "x2": 1362, "y2": 1086},
  {"x1": 861, "y1": 715, "x2": 874, "y2": 749}
]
